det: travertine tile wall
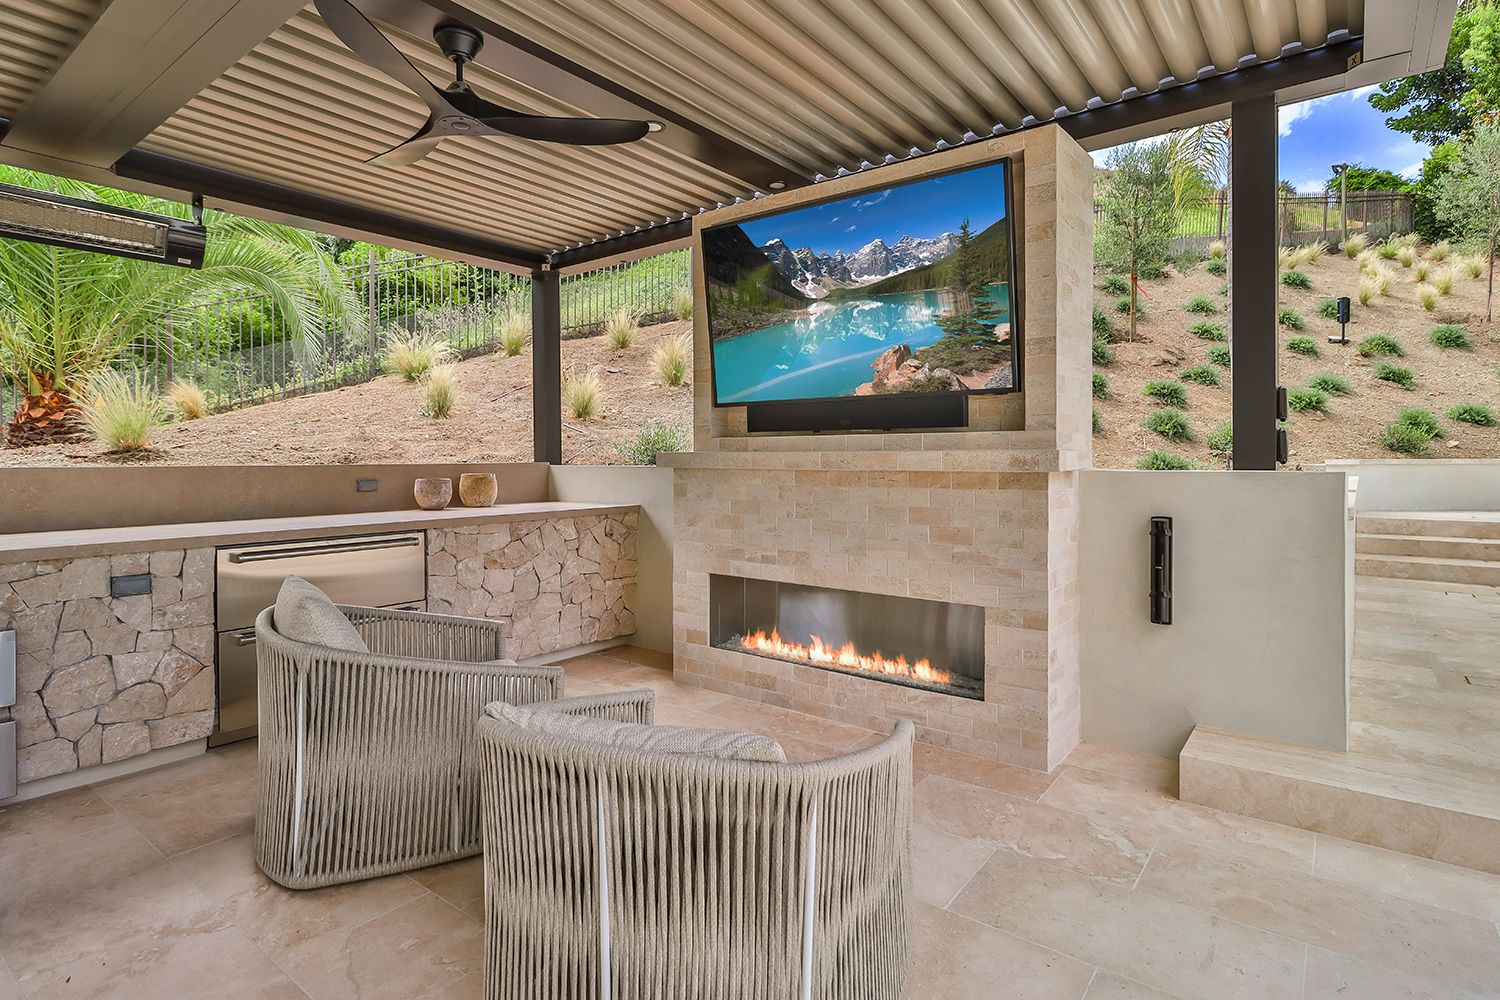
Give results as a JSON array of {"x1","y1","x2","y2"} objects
[
  {"x1": 670, "y1": 125, "x2": 1092, "y2": 770},
  {"x1": 426, "y1": 513, "x2": 638, "y2": 661},
  {"x1": 0, "y1": 548, "x2": 215, "y2": 783}
]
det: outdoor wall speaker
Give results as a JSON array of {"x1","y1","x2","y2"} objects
[
  {"x1": 0, "y1": 182, "x2": 206, "y2": 268},
  {"x1": 1149, "y1": 517, "x2": 1172, "y2": 626}
]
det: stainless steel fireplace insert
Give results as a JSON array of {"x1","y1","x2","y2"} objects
[{"x1": 709, "y1": 574, "x2": 985, "y2": 699}]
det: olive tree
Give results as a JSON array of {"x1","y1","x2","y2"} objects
[
  {"x1": 1434, "y1": 117, "x2": 1500, "y2": 320},
  {"x1": 1096, "y1": 142, "x2": 1178, "y2": 342}
]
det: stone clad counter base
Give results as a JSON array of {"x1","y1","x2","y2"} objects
[
  {"x1": 425, "y1": 513, "x2": 638, "y2": 661},
  {"x1": 0, "y1": 548, "x2": 215, "y2": 783}
]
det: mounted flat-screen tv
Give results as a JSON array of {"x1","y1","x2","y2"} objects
[{"x1": 703, "y1": 158, "x2": 1019, "y2": 410}]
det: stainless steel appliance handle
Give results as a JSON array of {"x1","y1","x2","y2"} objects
[
  {"x1": 233, "y1": 629, "x2": 258, "y2": 647},
  {"x1": 226, "y1": 537, "x2": 420, "y2": 563}
]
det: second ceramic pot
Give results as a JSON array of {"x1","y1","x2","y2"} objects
[{"x1": 458, "y1": 472, "x2": 498, "y2": 507}]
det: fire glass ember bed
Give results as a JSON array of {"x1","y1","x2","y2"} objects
[{"x1": 709, "y1": 574, "x2": 985, "y2": 700}]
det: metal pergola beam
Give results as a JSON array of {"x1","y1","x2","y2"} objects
[
  {"x1": 1, "y1": 0, "x2": 308, "y2": 169},
  {"x1": 1229, "y1": 95, "x2": 1281, "y2": 470},
  {"x1": 531, "y1": 268, "x2": 563, "y2": 465}
]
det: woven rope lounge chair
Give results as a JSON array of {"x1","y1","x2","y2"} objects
[
  {"x1": 255, "y1": 590, "x2": 564, "y2": 889},
  {"x1": 477, "y1": 689, "x2": 914, "y2": 1000}
]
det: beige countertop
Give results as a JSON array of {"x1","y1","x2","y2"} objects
[{"x1": 0, "y1": 502, "x2": 640, "y2": 563}]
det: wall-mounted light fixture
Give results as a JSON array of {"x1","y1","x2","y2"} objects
[
  {"x1": 1149, "y1": 517, "x2": 1172, "y2": 625},
  {"x1": 0, "y1": 183, "x2": 206, "y2": 268}
]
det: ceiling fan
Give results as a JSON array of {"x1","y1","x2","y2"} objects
[{"x1": 313, "y1": 0, "x2": 660, "y2": 166}]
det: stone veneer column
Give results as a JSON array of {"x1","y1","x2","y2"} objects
[{"x1": 0, "y1": 548, "x2": 216, "y2": 783}]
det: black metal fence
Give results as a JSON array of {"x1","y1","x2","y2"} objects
[
  {"x1": 2, "y1": 246, "x2": 691, "y2": 419},
  {"x1": 1094, "y1": 189, "x2": 1415, "y2": 252}
]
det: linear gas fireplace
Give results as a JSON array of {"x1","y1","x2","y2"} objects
[{"x1": 709, "y1": 574, "x2": 985, "y2": 700}]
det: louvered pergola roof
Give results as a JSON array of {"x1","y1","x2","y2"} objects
[{"x1": 0, "y1": 0, "x2": 1457, "y2": 272}]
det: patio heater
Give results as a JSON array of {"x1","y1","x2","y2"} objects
[{"x1": 0, "y1": 182, "x2": 206, "y2": 268}]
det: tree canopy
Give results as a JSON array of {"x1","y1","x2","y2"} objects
[
  {"x1": 1432, "y1": 118, "x2": 1500, "y2": 320},
  {"x1": 1096, "y1": 142, "x2": 1177, "y2": 342},
  {"x1": 1369, "y1": 0, "x2": 1500, "y2": 144},
  {"x1": 1324, "y1": 165, "x2": 1412, "y2": 192}
]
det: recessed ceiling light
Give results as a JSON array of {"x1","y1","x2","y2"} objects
[
  {"x1": 647, "y1": 121, "x2": 664, "y2": 132},
  {"x1": 768, "y1": 180, "x2": 786, "y2": 190}
]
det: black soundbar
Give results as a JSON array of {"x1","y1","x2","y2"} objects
[{"x1": 745, "y1": 393, "x2": 968, "y2": 433}]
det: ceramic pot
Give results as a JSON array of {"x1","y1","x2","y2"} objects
[
  {"x1": 459, "y1": 472, "x2": 498, "y2": 507},
  {"x1": 413, "y1": 477, "x2": 453, "y2": 510}
]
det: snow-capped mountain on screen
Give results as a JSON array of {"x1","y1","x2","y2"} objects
[{"x1": 760, "y1": 232, "x2": 958, "y2": 298}]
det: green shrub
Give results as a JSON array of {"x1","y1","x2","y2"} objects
[
  {"x1": 1380, "y1": 421, "x2": 1432, "y2": 454},
  {"x1": 617, "y1": 419, "x2": 691, "y2": 464},
  {"x1": 604, "y1": 307, "x2": 637, "y2": 349},
  {"x1": 1277, "y1": 306, "x2": 1305, "y2": 330},
  {"x1": 671, "y1": 286, "x2": 694, "y2": 321},
  {"x1": 1144, "y1": 380, "x2": 1188, "y2": 407},
  {"x1": 563, "y1": 367, "x2": 604, "y2": 420},
  {"x1": 1176, "y1": 248, "x2": 1205, "y2": 272},
  {"x1": 1396, "y1": 408, "x2": 1442, "y2": 438},
  {"x1": 1375, "y1": 363, "x2": 1416, "y2": 390},
  {"x1": 1287, "y1": 387, "x2": 1329, "y2": 413},
  {"x1": 1137, "y1": 450, "x2": 1195, "y2": 470},
  {"x1": 1092, "y1": 408, "x2": 1103, "y2": 434},
  {"x1": 1429, "y1": 324, "x2": 1471, "y2": 350},
  {"x1": 1092, "y1": 336, "x2": 1114, "y2": 365},
  {"x1": 1139, "y1": 262, "x2": 1167, "y2": 281},
  {"x1": 1092, "y1": 305, "x2": 1112, "y2": 337},
  {"x1": 1207, "y1": 343, "x2": 1231, "y2": 367},
  {"x1": 1143, "y1": 407, "x2": 1193, "y2": 441},
  {"x1": 1281, "y1": 270, "x2": 1312, "y2": 289},
  {"x1": 1207, "y1": 421, "x2": 1233, "y2": 455},
  {"x1": 1448, "y1": 403, "x2": 1497, "y2": 427},
  {"x1": 80, "y1": 371, "x2": 163, "y2": 452},
  {"x1": 1100, "y1": 275, "x2": 1129, "y2": 295},
  {"x1": 1092, "y1": 371, "x2": 1110, "y2": 399},
  {"x1": 1205, "y1": 256, "x2": 1226, "y2": 276},
  {"x1": 1190, "y1": 320, "x2": 1226, "y2": 341},
  {"x1": 1285, "y1": 336, "x2": 1319, "y2": 358},
  {"x1": 1316, "y1": 297, "x2": 1342, "y2": 319},
  {"x1": 1357, "y1": 334, "x2": 1403, "y2": 357},
  {"x1": 1184, "y1": 296, "x2": 1219, "y2": 315},
  {"x1": 1307, "y1": 373, "x2": 1351, "y2": 396},
  {"x1": 1179, "y1": 364, "x2": 1220, "y2": 386},
  {"x1": 1114, "y1": 296, "x2": 1138, "y2": 315}
]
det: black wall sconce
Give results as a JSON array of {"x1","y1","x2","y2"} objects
[{"x1": 1149, "y1": 516, "x2": 1172, "y2": 625}]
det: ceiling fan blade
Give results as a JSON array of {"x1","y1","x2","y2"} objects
[
  {"x1": 366, "y1": 122, "x2": 446, "y2": 166},
  {"x1": 314, "y1": 0, "x2": 453, "y2": 116},
  {"x1": 477, "y1": 114, "x2": 652, "y2": 146}
]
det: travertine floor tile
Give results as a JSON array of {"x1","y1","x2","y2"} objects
[
  {"x1": 912, "y1": 741, "x2": 1057, "y2": 800},
  {"x1": 409, "y1": 856, "x2": 485, "y2": 922},
  {"x1": 93, "y1": 753, "x2": 256, "y2": 856},
  {"x1": 1082, "y1": 972, "x2": 1185, "y2": 999},
  {"x1": 1135, "y1": 837, "x2": 1500, "y2": 996},
  {"x1": 1313, "y1": 833, "x2": 1500, "y2": 922},
  {"x1": 914, "y1": 774, "x2": 1153, "y2": 885},
  {"x1": 276, "y1": 892, "x2": 484, "y2": 1000},
  {"x1": 1040, "y1": 764, "x2": 1315, "y2": 871},
  {"x1": 0, "y1": 785, "x2": 125, "y2": 856},
  {"x1": 902, "y1": 904, "x2": 1094, "y2": 1000},
  {"x1": 1302, "y1": 945, "x2": 1497, "y2": 1000},
  {"x1": 1061, "y1": 743, "x2": 1178, "y2": 796},
  {"x1": 911, "y1": 822, "x2": 996, "y2": 907},
  {"x1": 171, "y1": 832, "x2": 429, "y2": 962},
  {"x1": 949, "y1": 851, "x2": 1305, "y2": 1000}
]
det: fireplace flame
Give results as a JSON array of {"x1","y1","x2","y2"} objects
[{"x1": 737, "y1": 628, "x2": 952, "y2": 687}]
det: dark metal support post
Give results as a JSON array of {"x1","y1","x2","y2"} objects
[
  {"x1": 1229, "y1": 95, "x2": 1279, "y2": 470},
  {"x1": 532, "y1": 267, "x2": 562, "y2": 465}
]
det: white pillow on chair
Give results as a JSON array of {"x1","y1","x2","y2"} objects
[
  {"x1": 273, "y1": 575, "x2": 370, "y2": 653},
  {"x1": 486, "y1": 700, "x2": 786, "y2": 763}
]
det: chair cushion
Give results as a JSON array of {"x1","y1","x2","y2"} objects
[
  {"x1": 487, "y1": 701, "x2": 786, "y2": 763},
  {"x1": 273, "y1": 576, "x2": 369, "y2": 653}
]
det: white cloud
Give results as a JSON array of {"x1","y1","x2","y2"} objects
[
  {"x1": 845, "y1": 225, "x2": 856, "y2": 232},
  {"x1": 851, "y1": 190, "x2": 890, "y2": 209},
  {"x1": 1398, "y1": 160, "x2": 1424, "y2": 179},
  {"x1": 1291, "y1": 177, "x2": 1327, "y2": 194},
  {"x1": 1279, "y1": 97, "x2": 1325, "y2": 137}
]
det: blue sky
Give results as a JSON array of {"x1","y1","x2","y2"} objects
[
  {"x1": 738, "y1": 162, "x2": 1008, "y2": 257},
  {"x1": 1093, "y1": 87, "x2": 1431, "y2": 192}
]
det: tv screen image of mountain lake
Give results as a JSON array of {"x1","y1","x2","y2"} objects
[{"x1": 704, "y1": 161, "x2": 1016, "y2": 406}]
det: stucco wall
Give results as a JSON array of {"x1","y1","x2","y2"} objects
[
  {"x1": 1078, "y1": 469, "x2": 1351, "y2": 758},
  {"x1": 1325, "y1": 459, "x2": 1500, "y2": 511}
]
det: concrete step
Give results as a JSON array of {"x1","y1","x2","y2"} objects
[
  {"x1": 1357, "y1": 511, "x2": 1500, "y2": 540},
  {"x1": 1180, "y1": 726, "x2": 1500, "y2": 876},
  {"x1": 1356, "y1": 553, "x2": 1500, "y2": 587},
  {"x1": 1356, "y1": 533, "x2": 1500, "y2": 561}
]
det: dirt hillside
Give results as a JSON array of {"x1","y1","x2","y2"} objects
[{"x1": 1091, "y1": 248, "x2": 1500, "y2": 469}]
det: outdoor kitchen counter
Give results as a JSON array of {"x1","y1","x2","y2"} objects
[{"x1": 0, "y1": 501, "x2": 641, "y2": 563}]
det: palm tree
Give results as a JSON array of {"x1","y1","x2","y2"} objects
[{"x1": 0, "y1": 166, "x2": 356, "y2": 447}]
